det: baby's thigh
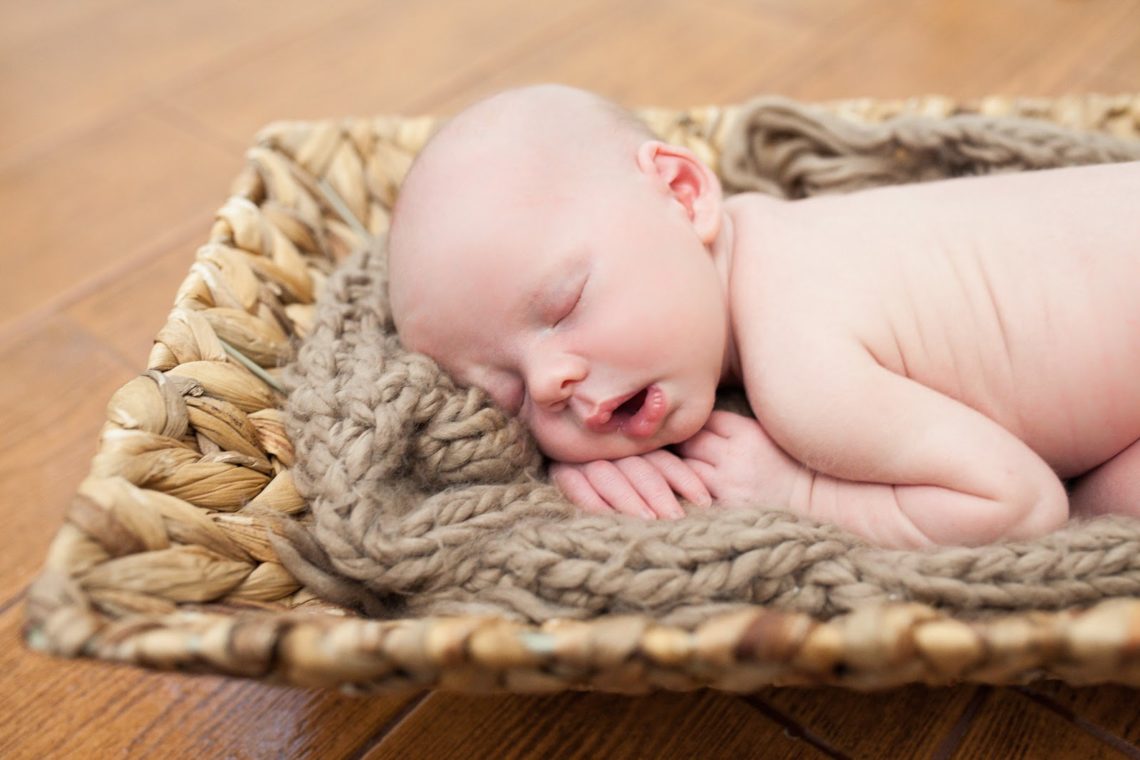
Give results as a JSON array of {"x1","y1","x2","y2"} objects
[{"x1": 1068, "y1": 437, "x2": 1140, "y2": 518}]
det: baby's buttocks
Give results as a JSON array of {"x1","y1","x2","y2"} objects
[{"x1": 732, "y1": 162, "x2": 1140, "y2": 479}]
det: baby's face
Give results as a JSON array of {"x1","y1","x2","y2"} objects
[{"x1": 391, "y1": 142, "x2": 731, "y2": 463}]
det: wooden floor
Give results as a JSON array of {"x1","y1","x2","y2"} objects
[{"x1": 3, "y1": 0, "x2": 1140, "y2": 757}]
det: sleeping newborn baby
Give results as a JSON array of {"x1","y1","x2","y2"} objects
[{"x1": 387, "y1": 84, "x2": 1140, "y2": 549}]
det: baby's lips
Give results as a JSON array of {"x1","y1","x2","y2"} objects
[
  {"x1": 583, "y1": 388, "x2": 641, "y2": 433},
  {"x1": 583, "y1": 385, "x2": 667, "y2": 437},
  {"x1": 624, "y1": 384, "x2": 667, "y2": 438},
  {"x1": 584, "y1": 407, "x2": 614, "y2": 432}
]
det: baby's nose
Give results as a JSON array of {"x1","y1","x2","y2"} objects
[{"x1": 527, "y1": 355, "x2": 587, "y2": 409}]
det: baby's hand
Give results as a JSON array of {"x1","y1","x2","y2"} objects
[
  {"x1": 674, "y1": 410, "x2": 801, "y2": 509},
  {"x1": 549, "y1": 450, "x2": 713, "y2": 520}
]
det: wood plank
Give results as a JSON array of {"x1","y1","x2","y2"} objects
[
  {"x1": 0, "y1": 0, "x2": 370, "y2": 168},
  {"x1": 65, "y1": 238, "x2": 200, "y2": 367},
  {"x1": 753, "y1": 685, "x2": 980, "y2": 758},
  {"x1": 1086, "y1": 4, "x2": 1140, "y2": 88},
  {"x1": 987, "y1": 0, "x2": 1140, "y2": 95},
  {"x1": 158, "y1": 0, "x2": 612, "y2": 147},
  {"x1": 952, "y1": 688, "x2": 1131, "y2": 760},
  {"x1": 0, "y1": 0, "x2": 132, "y2": 49},
  {"x1": 1022, "y1": 683, "x2": 1140, "y2": 749},
  {"x1": 0, "y1": 106, "x2": 235, "y2": 333},
  {"x1": 365, "y1": 691, "x2": 827, "y2": 760},
  {"x1": 760, "y1": 0, "x2": 1140, "y2": 100},
  {"x1": 0, "y1": 316, "x2": 134, "y2": 604},
  {"x1": 2, "y1": 607, "x2": 421, "y2": 760},
  {"x1": 705, "y1": 0, "x2": 866, "y2": 27},
  {"x1": 1075, "y1": 67, "x2": 1140, "y2": 98},
  {"x1": 416, "y1": 0, "x2": 812, "y2": 114}
]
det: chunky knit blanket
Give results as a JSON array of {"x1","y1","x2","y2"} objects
[{"x1": 276, "y1": 97, "x2": 1140, "y2": 628}]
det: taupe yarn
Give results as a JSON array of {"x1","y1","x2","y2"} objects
[
  {"x1": 720, "y1": 96, "x2": 1140, "y2": 197},
  {"x1": 278, "y1": 98, "x2": 1140, "y2": 628}
]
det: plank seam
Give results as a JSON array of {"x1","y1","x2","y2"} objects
[
  {"x1": 929, "y1": 686, "x2": 992, "y2": 760},
  {"x1": 1013, "y1": 686, "x2": 1140, "y2": 759},
  {"x1": 345, "y1": 690, "x2": 432, "y2": 760},
  {"x1": 741, "y1": 694, "x2": 854, "y2": 760}
]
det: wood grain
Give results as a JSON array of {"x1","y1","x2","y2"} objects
[
  {"x1": 65, "y1": 238, "x2": 204, "y2": 366},
  {"x1": 0, "y1": 608, "x2": 421, "y2": 760},
  {"x1": 748, "y1": 0, "x2": 1140, "y2": 100},
  {"x1": 0, "y1": 107, "x2": 234, "y2": 333},
  {"x1": 991, "y1": 0, "x2": 1140, "y2": 95},
  {"x1": 0, "y1": 316, "x2": 133, "y2": 604},
  {"x1": 1086, "y1": 3, "x2": 1140, "y2": 86},
  {"x1": 754, "y1": 685, "x2": 983, "y2": 758},
  {"x1": 365, "y1": 691, "x2": 827, "y2": 760},
  {"x1": 952, "y1": 688, "x2": 1133, "y2": 760},
  {"x1": 417, "y1": 0, "x2": 829, "y2": 114},
  {"x1": 0, "y1": 0, "x2": 368, "y2": 169},
  {"x1": 158, "y1": 0, "x2": 612, "y2": 146},
  {"x1": 1024, "y1": 682, "x2": 1140, "y2": 749}
]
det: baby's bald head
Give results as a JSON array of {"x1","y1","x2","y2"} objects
[
  {"x1": 392, "y1": 84, "x2": 652, "y2": 233},
  {"x1": 387, "y1": 85, "x2": 654, "y2": 343}
]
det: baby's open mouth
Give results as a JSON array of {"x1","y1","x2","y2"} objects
[
  {"x1": 585, "y1": 385, "x2": 667, "y2": 437},
  {"x1": 613, "y1": 387, "x2": 649, "y2": 420}
]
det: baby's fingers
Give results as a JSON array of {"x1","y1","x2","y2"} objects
[
  {"x1": 643, "y1": 449, "x2": 713, "y2": 508},
  {"x1": 581, "y1": 461, "x2": 657, "y2": 519},
  {"x1": 614, "y1": 456, "x2": 685, "y2": 520},
  {"x1": 682, "y1": 459, "x2": 721, "y2": 501},
  {"x1": 550, "y1": 464, "x2": 617, "y2": 516}
]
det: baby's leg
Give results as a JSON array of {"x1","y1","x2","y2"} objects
[{"x1": 1068, "y1": 437, "x2": 1140, "y2": 518}]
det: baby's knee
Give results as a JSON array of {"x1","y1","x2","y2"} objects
[{"x1": 996, "y1": 474, "x2": 1069, "y2": 542}]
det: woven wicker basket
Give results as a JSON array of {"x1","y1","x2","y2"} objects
[{"x1": 24, "y1": 94, "x2": 1140, "y2": 692}]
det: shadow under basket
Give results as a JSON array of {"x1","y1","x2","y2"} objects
[{"x1": 24, "y1": 94, "x2": 1140, "y2": 693}]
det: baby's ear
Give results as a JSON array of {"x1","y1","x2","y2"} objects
[{"x1": 636, "y1": 140, "x2": 722, "y2": 244}]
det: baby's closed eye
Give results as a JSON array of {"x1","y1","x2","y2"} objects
[{"x1": 550, "y1": 272, "x2": 588, "y2": 327}]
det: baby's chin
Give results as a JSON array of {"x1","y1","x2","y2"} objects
[
  {"x1": 536, "y1": 414, "x2": 706, "y2": 464},
  {"x1": 536, "y1": 436, "x2": 647, "y2": 464}
]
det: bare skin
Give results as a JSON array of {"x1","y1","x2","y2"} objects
[{"x1": 388, "y1": 84, "x2": 1140, "y2": 548}]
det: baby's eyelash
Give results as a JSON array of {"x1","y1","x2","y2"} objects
[{"x1": 554, "y1": 278, "x2": 586, "y2": 326}]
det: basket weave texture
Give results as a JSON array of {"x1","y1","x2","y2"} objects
[{"x1": 24, "y1": 94, "x2": 1140, "y2": 692}]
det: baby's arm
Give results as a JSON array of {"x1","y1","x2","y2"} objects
[
  {"x1": 550, "y1": 450, "x2": 712, "y2": 519},
  {"x1": 748, "y1": 337, "x2": 1069, "y2": 547}
]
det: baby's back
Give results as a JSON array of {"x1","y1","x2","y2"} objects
[{"x1": 731, "y1": 161, "x2": 1140, "y2": 478}]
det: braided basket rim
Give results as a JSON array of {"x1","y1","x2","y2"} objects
[{"x1": 23, "y1": 92, "x2": 1140, "y2": 692}]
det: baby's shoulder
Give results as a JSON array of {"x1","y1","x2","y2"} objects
[
  {"x1": 727, "y1": 194, "x2": 868, "y2": 336},
  {"x1": 725, "y1": 195, "x2": 889, "y2": 392}
]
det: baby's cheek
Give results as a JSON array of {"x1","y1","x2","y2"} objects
[
  {"x1": 666, "y1": 396, "x2": 718, "y2": 445},
  {"x1": 530, "y1": 420, "x2": 591, "y2": 463},
  {"x1": 666, "y1": 412, "x2": 704, "y2": 445}
]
